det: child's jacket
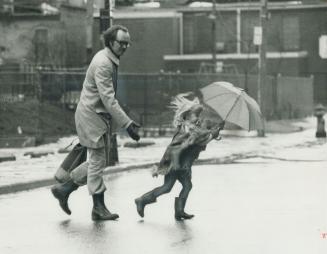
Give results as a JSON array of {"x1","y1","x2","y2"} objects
[{"x1": 154, "y1": 126, "x2": 214, "y2": 176}]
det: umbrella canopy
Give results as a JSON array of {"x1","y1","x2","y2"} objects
[{"x1": 199, "y1": 81, "x2": 264, "y2": 131}]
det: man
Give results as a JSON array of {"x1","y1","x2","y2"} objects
[{"x1": 51, "y1": 25, "x2": 140, "y2": 221}]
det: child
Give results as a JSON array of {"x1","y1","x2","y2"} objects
[{"x1": 135, "y1": 94, "x2": 224, "y2": 220}]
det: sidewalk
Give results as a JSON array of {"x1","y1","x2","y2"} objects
[{"x1": 0, "y1": 117, "x2": 323, "y2": 195}]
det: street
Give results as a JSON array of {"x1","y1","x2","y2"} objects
[
  {"x1": 1, "y1": 1, "x2": 326, "y2": 253},
  {"x1": 1, "y1": 145, "x2": 327, "y2": 254}
]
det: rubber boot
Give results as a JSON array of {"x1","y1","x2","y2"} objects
[
  {"x1": 180, "y1": 197, "x2": 194, "y2": 219},
  {"x1": 91, "y1": 192, "x2": 119, "y2": 221},
  {"x1": 174, "y1": 197, "x2": 194, "y2": 221},
  {"x1": 51, "y1": 180, "x2": 79, "y2": 215},
  {"x1": 134, "y1": 192, "x2": 157, "y2": 218}
]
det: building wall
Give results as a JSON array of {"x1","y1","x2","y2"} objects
[
  {"x1": 60, "y1": 5, "x2": 87, "y2": 67},
  {"x1": 183, "y1": 10, "x2": 237, "y2": 54},
  {"x1": 165, "y1": 5, "x2": 327, "y2": 103},
  {"x1": 179, "y1": 8, "x2": 319, "y2": 76},
  {"x1": 117, "y1": 17, "x2": 180, "y2": 73},
  {"x1": 0, "y1": 15, "x2": 64, "y2": 67},
  {"x1": 93, "y1": 10, "x2": 181, "y2": 73},
  {"x1": 89, "y1": 5, "x2": 326, "y2": 104},
  {"x1": 0, "y1": 5, "x2": 87, "y2": 68},
  {"x1": 298, "y1": 8, "x2": 327, "y2": 103}
]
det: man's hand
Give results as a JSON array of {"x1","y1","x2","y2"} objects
[{"x1": 127, "y1": 122, "x2": 141, "y2": 141}]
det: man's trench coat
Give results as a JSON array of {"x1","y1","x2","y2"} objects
[{"x1": 75, "y1": 47, "x2": 132, "y2": 149}]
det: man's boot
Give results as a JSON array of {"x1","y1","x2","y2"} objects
[
  {"x1": 174, "y1": 197, "x2": 194, "y2": 221},
  {"x1": 92, "y1": 192, "x2": 119, "y2": 221},
  {"x1": 134, "y1": 192, "x2": 157, "y2": 218},
  {"x1": 51, "y1": 180, "x2": 79, "y2": 215}
]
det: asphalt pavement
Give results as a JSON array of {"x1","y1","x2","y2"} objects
[
  {"x1": 1, "y1": 160, "x2": 327, "y2": 254},
  {"x1": 1, "y1": 118, "x2": 327, "y2": 254}
]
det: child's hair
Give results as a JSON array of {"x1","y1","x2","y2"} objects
[
  {"x1": 182, "y1": 104, "x2": 203, "y2": 120},
  {"x1": 170, "y1": 92, "x2": 202, "y2": 127}
]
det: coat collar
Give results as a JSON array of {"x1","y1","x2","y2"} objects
[{"x1": 104, "y1": 47, "x2": 120, "y2": 66}]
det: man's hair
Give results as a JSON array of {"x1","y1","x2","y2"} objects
[{"x1": 103, "y1": 25, "x2": 129, "y2": 47}]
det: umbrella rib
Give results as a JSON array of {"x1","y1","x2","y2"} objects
[
  {"x1": 224, "y1": 93, "x2": 242, "y2": 121},
  {"x1": 203, "y1": 92, "x2": 237, "y2": 102}
]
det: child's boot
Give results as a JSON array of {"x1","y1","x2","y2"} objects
[
  {"x1": 135, "y1": 192, "x2": 157, "y2": 218},
  {"x1": 175, "y1": 197, "x2": 194, "y2": 220}
]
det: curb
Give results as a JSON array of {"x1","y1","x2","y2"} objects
[
  {"x1": 0, "y1": 179, "x2": 57, "y2": 195},
  {"x1": 0, "y1": 161, "x2": 156, "y2": 195},
  {"x1": 0, "y1": 153, "x2": 256, "y2": 196},
  {"x1": 0, "y1": 154, "x2": 16, "y2": 163}
]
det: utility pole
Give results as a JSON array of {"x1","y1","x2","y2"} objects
[
  {"x1": 104, "y1": 0, "x2": 114, "y2": 27},
  {"x1": 257, "y1": 0, "x2": 268, "y2": 137},
  {"x1": 99, "y1": 0, "x2": 113, "y2": 33},
  {"x1": 102, "y1": 0, "x2": 118, "y2": 165},
  {"x1": 211, "y1": 0, "x2": 217, "y2": 72},
  {"x1": 86, "y1": 0, "x2": 94, "y2": 64}
]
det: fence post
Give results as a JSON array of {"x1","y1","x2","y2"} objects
[
  {"x1": 108, "y1": 133, "x2": 119, "y2": 165},
  {"x1": 62, "y1": 72, "x2": 66, "y2": 111},
  {"x1": 276, "y1": 73, "x2": 282, "y2": 119},
  {"x1": 143, "y1": 75, "x2": 148, "y2": 127},
  {"x1": 35, "y1": 67, "x2": 43, "y2": 144},
  {"x1": 272, "y1": 74, "x2": 278, "y2": 119}
]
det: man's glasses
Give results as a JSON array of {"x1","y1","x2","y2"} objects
[{"x1": 115, "y1": 40, "x2": 130, "y2": 48}]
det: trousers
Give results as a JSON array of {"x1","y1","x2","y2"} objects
[
  {"x1": 67, "y1": 113, "x2": 112, "y2": 195},
  {"x1": 147, "y1": 170, "x2": 193, "y2": 200},
  {"x1": 69, "y1": 133, "x2": 111, "y2": 195}
]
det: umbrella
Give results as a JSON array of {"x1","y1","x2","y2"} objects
[{"x1": 199, "y1": 81, "x2": 264, "y2": 131}]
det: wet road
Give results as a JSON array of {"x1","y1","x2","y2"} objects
[{"x1": 1, "y1": 159, "x2": 327, "y2": 254}]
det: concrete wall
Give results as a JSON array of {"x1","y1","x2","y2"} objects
[
  {"x1": 60, "y1": 5, "x2": 87, "y2": 67},
  {"x1": 93, "y1": 10, "x2": 182, "y2": 73},
  {"x1": 0, "y1": 15, "x2": 64, "y2": 67},
  {"x1": 171, "y1": 5, "x2": 327, "y2": 104},
  {"x1": 0, "y1": 5, "x2": 87, "y2": 68},
  {"x1": 179, "y1": 7, "x2": 327, "y2": 74}
]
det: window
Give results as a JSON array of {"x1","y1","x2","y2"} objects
[
  {"x1": 183, "y1": 15, "x2": 196, "y2": 53},
  {"x1": 282, "y1": 16, "x2": 300, "y2": 51}
]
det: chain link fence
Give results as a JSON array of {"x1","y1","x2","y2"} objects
[{"x1": 0, "y1": 69, "x2": 314, "y2": 141}]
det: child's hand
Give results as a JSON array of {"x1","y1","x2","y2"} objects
[
  {"x1": 219, "y1": 121, "x2": 225, "y2": 129},
  {"x1": 211, "y1": 126, "x2": 221, "y2": 138},
  {"x1": 214, "y1": 136, "x2": 222, "y2": 141}
]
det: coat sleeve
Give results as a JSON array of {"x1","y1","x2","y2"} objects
[
  {"x1": 188, "y1": 130, "x2": 213, "y2": 146},
  {"x1": 94, "y1": 61, "x2": 132, "y2": 129}
]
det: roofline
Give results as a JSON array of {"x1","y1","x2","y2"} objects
[
  {"x1": 164, "y1": 51, "x2": 308, "y2": 61},
  {"x1": 114, "y1": 11, "x2": 181, "y2": 19},
  {"x1": 92, "y1": 3, "x2": 327, "y2": 18},
  {"x1": 94, "y1": 8, "x2": 180, "y2": 18},
  {"x1": 177, "y1": 2, "x2": 327, "y2": 12}
]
